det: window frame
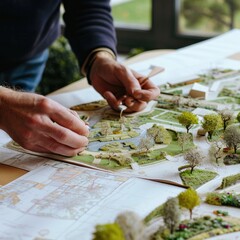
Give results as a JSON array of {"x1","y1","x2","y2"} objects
[{"x1": 115, "y1": 0, "x2": 209, "y2": 53}]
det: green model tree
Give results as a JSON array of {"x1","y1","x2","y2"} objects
[
  {"x1": 178, "y1": 112, "x2": 198, "y2": 133},
  {"x1": 178, "y1": 188, "x2": 201, "y2": 219},
  {"x1": 202, "y1": 114, "x2": 222, "y2": 139},
  {"x1": 92, "y1": 223, "x2": 125, "y2": 240},
  {"x1": 181, "y1": 0, "x2": 240, "y2": 32},
  {"x1": 163, "y1": 197, "x2": 180, "y2": 234},
  {"x1": 224, "y1": 125, "x2": 240, "y2": 153}
]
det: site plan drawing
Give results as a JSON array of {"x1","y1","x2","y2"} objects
[{"x1": 1, "y1": 29, "x2": 240, "y2": 239}]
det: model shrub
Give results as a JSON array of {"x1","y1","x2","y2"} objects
[
  {"x1": 206, "y1": 192, "x2": 240, "y2": 208},
  {"x1": 219, "y1": 173, "x2": 240, "y2": 189},
  {"x1": 92, "y1": 223, "x2": 125, "y2": 240}
]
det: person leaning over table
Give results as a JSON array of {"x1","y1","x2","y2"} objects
[{"x1": 0, "y1": 0, "x2": 160, "y2": 157}]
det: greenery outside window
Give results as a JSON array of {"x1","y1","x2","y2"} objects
[
  {"x1": 111, "y1": 0, "x2": 240, "y2": 53},
  {"x1": 177, "y1": 0, "x2": 240, "y2": 37}
]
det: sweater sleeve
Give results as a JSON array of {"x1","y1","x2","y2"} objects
[{"x1": 62, "y1": 0, "x2": 117, "y2": 69}]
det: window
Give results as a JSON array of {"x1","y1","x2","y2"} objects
[
  {"x1": 111, "y1": 0, "x2": 240, "y2": 53},
  {"x1": 177, "y1": 0, "x2": 240, "y2": 36},
  {"x1": 111, "y1": 0, "x2": 151, "y2": 30}
]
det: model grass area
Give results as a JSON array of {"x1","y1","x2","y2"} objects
[
  {"x1": 219, "y1": 173, "x2": 240, "y2": 189},
  {"x1": 210, "y1": 96, "x2": 238, "y2": 104},
  {"x1": 75, "y1": 131, "x2": 196, "y2": 171},
  {"x1": 161, "y1": 139, "x2": 195, "y2": 156},
  {"x1": 206, "y1": 192, "x2": 240, "y2": 208},
  {"x1": 219, "y1": 88, "x2": 240, "y2": 104},
  {"x1": 144, "y1": 204, "x2": 164, "y2": 224},
  {"x1": 89, "y1": 129, "x2": 139, "y2": 142},
  {"x1": 179, "y1": 169, "x2": 218, "y2": 189},
  {"x1": 132, "y1": 150, "x2": 167, "y2": 165},
  {"x1": 152, "y1": 215, "x2": 240, "y2": 240},
  {"x1": 73, "y1": 154, "x2": 95, "y2": 163},
  {"x1": 156, "y1": 112, "x2": 180, "y2": 123}
]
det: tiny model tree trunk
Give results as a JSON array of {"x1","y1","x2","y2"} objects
[
  {"x1": 208, "y1": 141, "x2": 224, "y2": 165},
  {"x1": 224, "y1": 125, "x2": 240, "y2": 154},
  {"x1": 219, "y1": 108, "x2": 234, "y2": 131},
  {"x1": 202, "y1": 114, "x2": 222, "y2": 139},
  {"x1": 178, "y1": 188, "x2": 201, "y2": 220},
  {"x1": 184, "y1": 148, "x2": 204, "y2": 173},
  {"x1": 177, "y1": 112, "x2": 198, "y2": 133}
]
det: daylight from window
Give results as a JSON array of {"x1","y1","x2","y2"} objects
[
  {"x1": 111, "y1": 0, "x2": 151, "y2": 29},
  {"x1": 177, "y1": 0, "x2": 240, "y2": 36}
]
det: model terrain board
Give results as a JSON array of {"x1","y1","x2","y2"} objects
[
  {"x1": 68, "y1": 66, "x2": 240, "y2": 240},
  {"x1": 9, "y1": 66, "x2": 240, "y2": 239},
  {"x1": 6, "y1": 29, "x2": 240, "y2": 239}
]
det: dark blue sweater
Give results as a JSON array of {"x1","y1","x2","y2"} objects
[{"x1": 0, "y1": 0, "x2": 117, "y2": 71}]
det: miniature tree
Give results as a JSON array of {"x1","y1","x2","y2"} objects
[
  {"x1": 224, "y1": 125, "x2": 240, "y2": 153},
  {"x1": 178, "y1": 188, "x2": 200, "y2": 220},
  {"x1": 177, "y1": 132, "x2": 192, "y2": 152},
  {"x1": 208, "y1": 140, "x2": 225, "y2": 165},
  {"x1": 163, "y1": 197, "x2": 180, "y2": 234},
  {"x1": 138, "y1": 136, "x2": 155, "y2": 153},
  {"x1": 184, "y1": 148, "x2": 204, "y2": 173},
  {"x1": 202, "y1": 114, "x2": 222, "y2": 139},
  {"x1": 115, "y1": 211, "x2": 145, "y2": 240},
  {"x1": 218, "y1": 108, "x2": 234, "y2": 130},
  {"x1": 147, "y1": 124, "x2": 172, "y2": 144},
  {"x1": 100, "y1": 121, "x2": 112, "y2": 136},
  {"x1": 177, "y1": 112, "x2": 198, "y2": 133},
  {"x1": 92, "y1": 223, "x2": 125, "y2": 240},
  {"x1": 237, "y1": 112, "x2": 240, "y2": 123}
]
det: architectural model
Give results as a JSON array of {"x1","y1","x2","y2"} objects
[{"x1": 4, "y1": 30, "x2": 240, "y2": 239}]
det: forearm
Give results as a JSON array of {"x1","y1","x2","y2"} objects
[
  {"x1": 0, "y1": 86, "x2": 14, "y2": 130},
  {"x1": 62, "y1": 0, "x2": 117, "y2": 69}
]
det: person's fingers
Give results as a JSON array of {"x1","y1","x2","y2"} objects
[
  {"x1": 133, "y1": 77, "x2": 160, "y2": 101},
  {"x1": 125, "y1": 100, "x2": 147, "y2": 112},
  {"x1": 49, "y1": 106, "x2": 89, "y2": 137},
  {"x1": 27, "y1": 136, "x2": 87, "y2": 157},
  {"x1": 133, "y1": 88, "x2": 160, "y2": 101},
  {"x1": 120, "y1": 96, "x2": 147, "y2": 112},
  {"x1": 69, "y1": 109, "x2": 80, "y2": 118},
  {"x1": 114, "y1": 66, "x2": 142, "y2": 95},
  {"x1": 32, "y1": 116, "x2": 89, "y2": 148},
  {"x1": 103, "y1": 91, "x2": 122, "y2": 111}
]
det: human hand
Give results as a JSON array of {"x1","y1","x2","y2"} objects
[
  {"x1": 89, "y1": 52, "x2": 160, "y2": 112},
  {"x1": 0, "y1": 87, "x2": 89, "y2": 156}
]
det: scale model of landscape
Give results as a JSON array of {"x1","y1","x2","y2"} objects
[
  {"x1": 69, "y1": 67, "x2": 240, "y2": 181},
  {"x1": 70, "y1": 66, "x2": 240, "y2": 239},
  {"x1": 8, "y1": 66, "x2": 240, "y2": 239}
]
